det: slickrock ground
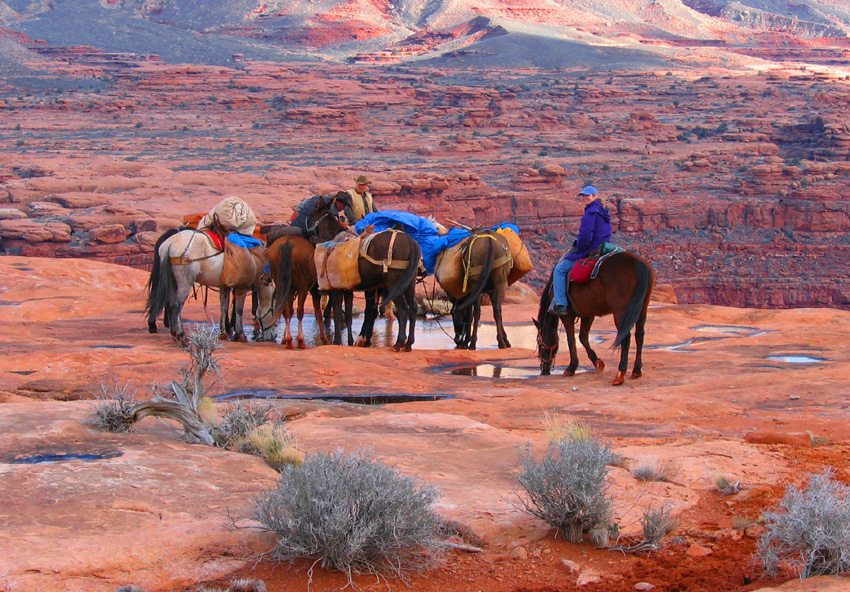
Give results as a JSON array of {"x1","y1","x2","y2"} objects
[
  {"x1": 1, "y1": 256, "x2": 848, "y2": 591},
  {"x1": 1, "y1": 52, "x2": 849, "y2": 309}
]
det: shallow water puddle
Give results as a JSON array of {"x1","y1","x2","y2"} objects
[
  {"x1": 450, "y1": 364, "x2": 540, "y2": 379},
  {"x1": 693, "y1": 324, "x2": 766, "y2": 337},
  {"x1": 214, "y1": 389, "x2": 454, "y2": 405},
  {"x1": 646, "y1": 337, "x2": 722, "y2": 351},
  {"x1": 193, "y1": 316, "x2": 608, "y2": 351},
  {"x1": 766, "y1": 355, "x2": 827, "y2": 364},
  {"x1": 90, "y1": 344, "x2": 133, "y2": 349},
  {"x1": 6, "y1": 451, "x2": 122, "y2": 464}
]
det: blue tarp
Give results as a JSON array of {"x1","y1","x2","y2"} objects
[
  {"x1": 226, "y1": 233, "x2": 264, "y2": 249},
  {"x1": 354, "y1": 211, "x2": 521, "y2": 276}
]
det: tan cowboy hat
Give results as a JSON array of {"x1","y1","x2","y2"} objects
[{"x1": 355, "y1": 175, "x2": 371, "y2": 185}]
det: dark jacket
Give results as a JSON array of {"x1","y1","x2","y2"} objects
[{"x1": 566, "y1": 199, "x2": 611, "y2": 261}]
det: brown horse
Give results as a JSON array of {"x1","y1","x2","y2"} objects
[
  {"x1": 534, "y1": 252, "x2": 654, "y2": 386},
  {"x1": 307, "y1": 201, "x2": 421, "y2": 351},
  {"x1": 266, "y1": 235, "x2": 329, "y2": 348},
  {"x1": 436, "y1": 231, "x2": 513, "y2": 350}
]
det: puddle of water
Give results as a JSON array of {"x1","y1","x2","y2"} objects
[
  {"x1": 693, "y1": 324, "x2": 766, "y2": 337},
  {"x1": 448, "y1": 363, "x2": 594, "y2": 379},
  {"x1": 206, "y1": 315, "x2": 609, "y2": 351},
  {"x1": 9, "y1": 370, "x2": 37, "y2": 375},
  {"x1": 214, "y1": 389, "x2": 454, "y2": 405},
  {"x1": 766, "y1": 355, "x2": 827, "y2": 364},
  {"x1": 647, "y1": 336, "x2": 724, "y2": 352},
  {"x1": 90, "y1": 344, "x2": 133, "y2": 349},
  {"x1": 7, "y1": 451, "x2": 122, "y2": 464}
]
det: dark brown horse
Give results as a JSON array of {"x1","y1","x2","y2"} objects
[
  {"x1": 436, "y1": 231, "x2": 513, "y2": 350},
  {"x1": 307, "y1": 201, "x2": 421, "y2": 351},
  {"x1": 267, "y1": 235, "x2": 329, "y2": 348},
  {"x1": 534, "y1": 252, "x2": 654, "y2": 386}
]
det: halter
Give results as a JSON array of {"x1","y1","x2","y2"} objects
[{"x1": 305, "y1": 195, "x2": 345, "y2": 242}]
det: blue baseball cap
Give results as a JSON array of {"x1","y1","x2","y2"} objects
[{"x1": 578, "y1": 185, "x2": 598, "y2": 196}]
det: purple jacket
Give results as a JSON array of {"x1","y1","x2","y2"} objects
[{"x1": 566, "y1": 199, "x2": 612, "y2": 261}]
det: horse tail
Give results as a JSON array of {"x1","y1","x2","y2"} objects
[
  {"x1": 381, "y1": 235, "x2": 421, "y2": 311},
  {"x1": 145, "y1": 228, "x2": 179, "y2": 326},
  {"x1": 613, "y1": 257, "x2": 653, "y2": 349},
  {"x1": 273, "y1": 241, "x2": 294, "y2": 316},
  {"x1": 455, "y1": 235, "x2": 494, "y2": 312},
  {"x1": 145, "y1": 247, "x2": 176, "y2": 324}
]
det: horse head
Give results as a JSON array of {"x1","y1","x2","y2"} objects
[
  {"x1": 305, "y1": 195, "x2": 347, "y2": 243},
  {"x1": 252, "y1": 273, "x2": 277, "y2": 342}
]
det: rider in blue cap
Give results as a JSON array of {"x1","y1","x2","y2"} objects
[{"x1": 550, "y1": 185, "x2": 612, "y2": 315}]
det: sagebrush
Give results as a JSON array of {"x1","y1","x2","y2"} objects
[
  {"x1": 90, "y1": 383, "x2": 137, "y2": 433},
  {"x1": 517, "y1": 436, "x2": 613, "y2": 542},
  {"x1": 255, "y1": 449, "x2": 443, "y2": 582},
  {"x1": 757, "y1": 469, "x2": 850, "y2": 578}
]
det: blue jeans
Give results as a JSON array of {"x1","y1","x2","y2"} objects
[{"x1": 552, "y1": 254, "x2": 575, "y2": 307}]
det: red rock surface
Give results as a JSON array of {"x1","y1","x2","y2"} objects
[
  {"x1": 1, "y1": 49, "x2": 848, "y2": 309},
  {"x1": 1, "y1": 256, "x2": 849, "y2": 590}
]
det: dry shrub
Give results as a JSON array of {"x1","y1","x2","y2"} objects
[
  {"x1": 517, "y1": 436, "x2": 613, "y2": 542},
  {"x1": 541, "y1": 410, "x2": 590, "y2": 443},
  {"x1": 715, "y1": 475, "x2": 742, "y2": 495},
  {"x1": 197, "y1": 396, "x2": 219, "y2": 424},
  {"x1": 234, "y1": 422, "x2": 303, "y2": 471},
  {"x1": 90, "y1": 383, "x2": 137, "y2": 433},
  {"x1": 641, "y1": 505, "x2": 678, "y2": 547},
  {"x1": 758, "y1": 469, "x2": 850, "y2": 578},
  {"x1": 255, "y1": 449, "x2": 443, "y2": 582},
  {"x1": 630, "y1": 456, "x2": 670, "y2": 482},
  {"x1": 212, "y1": 401, "x2": 272, "y2": 448}
]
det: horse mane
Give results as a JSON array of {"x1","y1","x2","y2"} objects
[{"x1": 537, "y1": 276, "x2": 554, "y2": 328}]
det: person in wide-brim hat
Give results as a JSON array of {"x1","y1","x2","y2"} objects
[{"x1": 346, "y1": 174, "x2": 378, "y2": 223}]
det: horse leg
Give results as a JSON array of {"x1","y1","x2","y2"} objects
[
  {"x1": 232, "y1": 289, "x2": 249, "y2": 342},
  {"x1": 492, "y1": 289, "x2": 511, "y2": 349},
  {"x1": 296, "y1": 290, "x2": 308, "y2": 349},
  {"x1": 563, "y1": 315, "x2": 580, "y2": 376},
  {"x1": 283, "y1": 298, "x2": 294, "y2": 349},
  {"x1": 170, "y1": 274, "x2": 193, "y2": 344},
  {"x1": 404, "y1": 284, "x2": 416, "y2": 352},
  {"x1": 356, "y1": 290, "x2": 378, "y2": 348},
  {"x1": 614, "y1": 328, "x2": 631, "y2": 386},
  {"x1": 578, "y1": 316, "x2": 605, "y2": 372},
  {"x1": 219, "y1": 287, "x2": 231, "y2": 339},
  {"x1": 331, "y1": 292, "x2": 343, "y2": 346},
  {"x1": 391, "y1": 295, "x2": 408, "y2": 352},
  {"x1": 469, "y1": 299, "x2": 482, "y2": 351},
  {"x1": 311, "y1": 287, "x2": 329, "y2": 345},
  {"x1": 631, "y1": 310, "x2": 647, "y2": 379},
  {"x1": 452, "y1": 306, "x2": 467, "y2": 349},
  {"x1": 344, "y1": 290, "x2": 355, "y2": 346}
]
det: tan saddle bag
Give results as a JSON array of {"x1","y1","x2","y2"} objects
[
  {"x1": 496, "y1": 227, "x2": 533, "y2": 285},
  {"x1": 315, "y1": 236, "x2": 363, "y2": 291},
  {"x1": 220, "y1": 238, "x2": 266, "y2": 288}
]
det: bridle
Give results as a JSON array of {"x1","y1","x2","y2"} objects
[
  {"x1": 254, "y1": 274, "x2": 275, "y2": 338},
  {"x1": 305, "y1": 195, "x2": 345, "y2": 242},
  {"x1": 537, "y1": 333, "x2": 558, "y2": 370}
]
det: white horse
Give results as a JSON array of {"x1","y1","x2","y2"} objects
[{"x1": 145, "y1": 229, "x2": 275, "y2": 343}]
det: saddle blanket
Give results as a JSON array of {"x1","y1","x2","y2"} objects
[{"x1": 568, "y1": 243, "x2": 623, "y2": 284}]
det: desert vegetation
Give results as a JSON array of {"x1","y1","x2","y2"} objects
[{"x1": 254, "y1": 449, "x2": 444, "y2": 583}]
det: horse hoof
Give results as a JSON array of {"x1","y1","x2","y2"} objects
[
  {"x1": 631, "y1": 370, "x2": 642, "y2": 379},
  {"x1": 236, "y1": 334, "x2": 248, "y2": 343},
  {"x1": 148, "y1": 324, "x2": 157, "y2": 334},
  {"x1": 284, "y1": 341, "x2": 294, "y2": 350},
  {"x1": 297, "y1": 340, "x2": 306, "y2": 350},
  {"x1": 594, "y1": 359, "x2": 606, "y2": 373},
  {"x1": 541, "y1": 368, "x2": 551, "y2": 376},
  {"x1": 391, "y1": 345, "x2": 402, "y2": 353},
  {"x1": 355, "y1": 336, "x2": 368, "y2": 348},
  {"x1": 563, "y1": 368, "x2": 576, "y2": 377},
  {"x1": 612, "y1": 371, "x2": 626, "y2": 386},
  {"x1": 218, "y1": 332, "x2": 228, "y2": 341},
  {"x1": 403, "y1": 345, "x2": 412, "y2": 352}
]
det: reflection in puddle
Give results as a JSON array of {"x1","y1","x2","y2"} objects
[
  {"x1": 91, "y1": 344, "x2": 133, "y2": 349},
  {"x1": 693, "y1": 325, "x2": 766, "y2": 337},
  {"x1": 214, "y1": 389, "x2": 453, "y2": 405},
  {"x1": 450, "y1": 364, "x2": 539, "y2": 379},
  {"x1": 197, "y1": 316, "x2": 608, "y2": 351},
  {"x1": 7, "y1": 451, "x2": 122, "y2": 464},
  {"x1": 766, "y1": 355, "x2": 827, "y2": 364}
]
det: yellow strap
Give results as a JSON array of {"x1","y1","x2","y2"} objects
[{"x1": 461, "y1": 234, "x2": 514, "y2": 293}]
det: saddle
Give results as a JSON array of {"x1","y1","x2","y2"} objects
[
  {"x1": 220, "y1": 233, "x2": 266, "y2": 288},
  {"x1": 568, "y1": 243, "x2": 623, "y2": 284}
]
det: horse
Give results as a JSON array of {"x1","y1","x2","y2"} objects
[
  {"x1": 534, "y1": 252, "x2": 654, "y2": 386},
  {"x1": 146, "y1": 226, "x2": 183, "y2": 334},
  {"x1": 145, "y1": 227, "x2": 275, "y2": 343},
  {"x1": 306, "y1": 200, "x2": 421, "y2": 351},
  {"x1": 267, "y1": 235, "x2": 329, "y2": 348},
  {"x1": 436, "y1": 230, "x2": 513, "y2": 350}
]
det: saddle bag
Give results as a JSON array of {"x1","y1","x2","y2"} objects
[
  {"x1": 315, "y1": 236, "x2": 362, "y2": 291},
  {"x1": 496, "y1": 227, "x2": 533, "y2": 286},
  {"x1": 220, "y1": 236, "x2": 265, "y2": 288},
  {"x1": 568, "y1": 257, "x2": 596, "y2": 284},
  {"x1": 434, "y1": 240, "x2": 467, "y2": 300}
]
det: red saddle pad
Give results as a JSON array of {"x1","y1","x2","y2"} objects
[{"x1": 568, "y1": 257, "x2": 596, "y2": 284}]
